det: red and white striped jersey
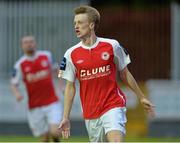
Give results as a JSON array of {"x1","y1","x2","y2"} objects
[
  {"x1": 11, "y1": 51, "x2": 58, "y2": 109},
  {"x1": 60, "y1": 37, "x2": 130, "y2": 119}
]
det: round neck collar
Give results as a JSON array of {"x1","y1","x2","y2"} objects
[
  {"x1": 80, "y1": 37, "x2": 99, "y2": 49},
  {"x1": 25, "y1": 51, "x2": 37, "y2": 60}
]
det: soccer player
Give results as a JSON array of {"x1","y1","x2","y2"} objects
[
  {"x1": 58, "y1": 6, "x2": 155, "y2": 142},
  {"x1": 10, "y1": 36, "x2": 62, "y2": 142}
]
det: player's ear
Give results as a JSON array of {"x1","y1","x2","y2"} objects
[{"x1": 89, "y1": 22, "x2": 95, "y2": 30}]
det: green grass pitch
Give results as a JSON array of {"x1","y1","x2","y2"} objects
[{"x1": 0, "y1": 135, "x2": 180, "y2": 142}]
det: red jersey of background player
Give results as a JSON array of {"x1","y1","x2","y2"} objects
[
  {"x1": 11, "y1": 50, "x2": 58, "y2": 109},
  {"x1": 60, "y1": 37, "x2": 131, "y2": 119}
]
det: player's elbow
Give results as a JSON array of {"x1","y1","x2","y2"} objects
[
  {"x1": 10, "y1": 83, "x2": 17, "y2": 90},
  {"x1": 65, "y1": 81, "x2": 76, "y2": 97},
  {"x1": 119, "y1": 67, "x2": 130, "y2": 84}
]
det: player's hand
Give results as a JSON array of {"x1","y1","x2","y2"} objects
[
  {"x1": 58, "y1": 118, "x2": 70, "y2": 139},
  {"x1": 16, "y1": 95, "x2": 23, "y2": 102},
  {"x1": 140, "y1": 97, "x2": 155, "y2": 118}
]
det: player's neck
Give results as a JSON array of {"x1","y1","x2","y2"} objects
[
  {"x1": 25, "y1": 51, "x2": 36, "y2": 57},
  {"x1": 81, "y1": 33, "x2": 97, "y2": 47}
]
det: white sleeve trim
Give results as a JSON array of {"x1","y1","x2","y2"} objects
[
  {"x1": 59, "y1": 46, "x2": 78, "y2": 82},
  {"x1": 10, "y1": 59, "x2": 22, "y2": 85},
  {"x1": 113, "y1": 40, "x2": 131, "y2": 71}
]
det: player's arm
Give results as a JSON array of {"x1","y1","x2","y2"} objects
[
  {"x1": 10, "y1": 66, "x2": 23, "y2": 102},
  {"x1": 119, "y1": 66, "x2": 155, "y2": 117},
  {"x1": 120, "y1": 67, "x2": 145, "y2": 99},
  {"x1": 58, "y1": 80, "x2": 75, "y2": 139},
  {"x1": 63, "y1": 80, "x2": 76, "y2": 119},
  {"x1": 113, "y1": 40, "x2": 155, "y2": 117},
  {"x1": 58, "y1": 54, "x2": 76, "y2": 139},
  {"x1": 10, "y1": 83, "x2": 23, "y2": 102}
]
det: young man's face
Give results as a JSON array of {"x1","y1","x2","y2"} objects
[
  {"x1": 74, "y1": 13, "x2": 93, "y2": 39},
  {"x1": 21, "y1": 37, "x2": 36, "y2": 55}
]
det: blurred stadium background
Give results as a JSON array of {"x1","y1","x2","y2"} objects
[{"x1": 0, "y1": 0, "x2": 180, "y2": 142}]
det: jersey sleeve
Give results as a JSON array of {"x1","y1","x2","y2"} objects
[
  {"x1": 43, "y1": 50, "x2": 53, "y2": 64},
  {"x1": 113, "y1": 40, "x2": 131, "y2": 71},
  {"x1": 43, "y1": 50, "x2": 58, "y2": 70},
  {"x1": 10, "y1": 62, "x2": 22, "y2": 85},
  {"x1": 59, "y1": 50, "x2": 76, "y2": 82}
]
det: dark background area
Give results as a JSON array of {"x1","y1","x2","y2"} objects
[
  {"x1": 91, "y1": 0, "x2": 171, "y2": 81},
  {"x1": 91, "y1": 0, "x2": 180, "y2": 6}
]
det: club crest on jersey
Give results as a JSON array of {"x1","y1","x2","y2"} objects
[
  {"x1": 41, "y1": 60, "x2": 48, "y2": 67},
  {"x1": 101, "y1": 52, "x2": 110, "y2": 60},
  {"x1": 25, "y1": 66, "x2": 31, "y2": 72}
]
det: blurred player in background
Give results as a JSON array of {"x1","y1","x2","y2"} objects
[
  {"x1": 10, "y1": 36, "x2": 62, "y2": 142},
  {"x1": 58, "y1": 6, "x2": 155, "y2": 142}
]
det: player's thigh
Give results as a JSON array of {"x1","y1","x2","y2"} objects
[
  {"x1": 100, "y1": 107, "x2": 127, "y2": 142},
  {"x1": 85, "y1": 119, "x2": 107, "y2": 142},
  {"x1": 46, "y1": 101, "x2": 63, "y2": 124},
  {"x1": 45, "y1": 101, "x2": 63, "y2": 134},
  {"x1": 27, "y1": 108, "x2": 49, "y2": 137}
]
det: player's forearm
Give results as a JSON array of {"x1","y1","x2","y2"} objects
[
  {"x1": 126, "y1": 72, "x2": 145, "y2": 99},
  {"x1": 120, "y1": 68, "x2": 145, "y2": 99},
  {"x1": 63, "y1": 81, "x2": 76, "y2": 120},
  {"x1": 10, "y1": 84, "x2": 22, "y2": 98}
]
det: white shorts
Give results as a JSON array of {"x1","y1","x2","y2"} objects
[
  {"x1": 27, "y1": 101, "x2": 63, "y2": 137},
  {"x1": 85, "y1": 107, "x2": 127, "y2": 142}
]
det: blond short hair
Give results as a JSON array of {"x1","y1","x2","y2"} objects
[{"x1": 74, "y1": 5, "x2": 100, "y2": 31}]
